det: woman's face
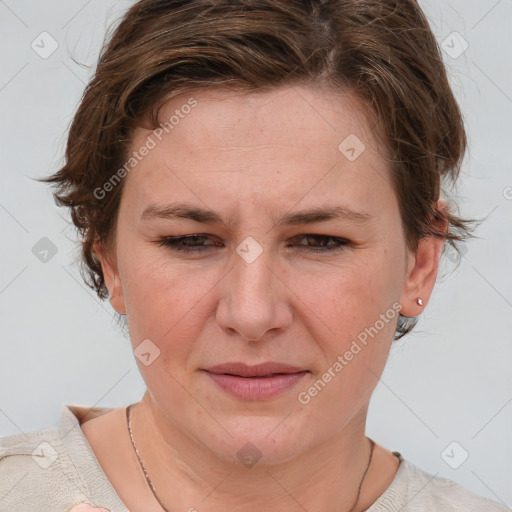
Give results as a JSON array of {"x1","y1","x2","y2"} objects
[{"x1": 98, "y1": 85, "x2": 440, "y2": 464}]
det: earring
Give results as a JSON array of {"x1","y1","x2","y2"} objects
[{"x1": 416, "y1": 298, "x2": 423, "y2": 306}]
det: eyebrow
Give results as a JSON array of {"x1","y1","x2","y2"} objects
[{"x1": 140, "y1": 202, "x2": 372, "y2": 228}]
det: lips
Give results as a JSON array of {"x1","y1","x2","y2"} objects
[
  {"x1": 204, "y1": 362, "x2": 305, "y2": 378},
  {"x1": 203, "y1": 362, "x2": 309, "y2": 400}
]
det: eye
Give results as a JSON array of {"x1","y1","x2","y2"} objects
[
  {"x1": 289, "y1": 234, "x2": 349, "y2": 253},
  {"x1": 158, "y1": 234, "x2": 222, "y2": 253},
  {"x1": 157, "y1": 234, "x2": 349, "y2": 255}
]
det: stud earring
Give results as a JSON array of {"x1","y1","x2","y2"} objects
[{"x1": 416, "y1": 298, "x2": 423, "y2": 306}]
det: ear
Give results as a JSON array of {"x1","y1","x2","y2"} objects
[
  {"x1": 93, "y1": 239, "x2": 126, "y2": 315},
  {"x1": 399, "y1": 200, "x2": 448, "y2": 317}
]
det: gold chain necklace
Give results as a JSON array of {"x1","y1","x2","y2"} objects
[{"x1": 126, "y1": 404, "x2": 375, "y2": 512}]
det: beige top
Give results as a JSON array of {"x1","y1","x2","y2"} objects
[{"x1": 0, "y1": 405, "x2": 509, "y2": 512}]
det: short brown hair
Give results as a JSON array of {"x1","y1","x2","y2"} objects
[{"x1": 42, "y1": 0, "x2": 475, "y2": 339}]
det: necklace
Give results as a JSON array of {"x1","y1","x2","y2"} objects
[{"x1": 126, "y1": 404, "x2": 375, "y2": 512}]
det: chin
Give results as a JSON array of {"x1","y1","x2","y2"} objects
[{"x1": 198, "y1": 414, "x2": 316, "y2": 468}]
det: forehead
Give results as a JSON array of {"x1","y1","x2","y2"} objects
[
  {"x1": 150, "y1": 85, "x2": 377, "y2": 151},
  {"x1": 122, "y1": 85, "x2": 393, "y2": 221}
]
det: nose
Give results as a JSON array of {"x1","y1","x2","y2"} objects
[{"x1": 216, "y1": 242, "x2": 293, "y2": 342}]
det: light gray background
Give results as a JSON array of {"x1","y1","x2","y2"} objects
[{"x1": 1, "y1": 0, "x2": 511, "y2": 506}]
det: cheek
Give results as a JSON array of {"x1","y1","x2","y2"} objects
[
  {"x1": 120, "y1": 252, "x2": 190, "y2": 334},
  {"x1": 309, "y1": 257, "x2": 401, "y2": 332},
  {"x1": 302, "y1": 253, "x2": 402, "y2": 393},
  {"x1": 123, "y1": 276, "x2": 205, "y2": 398},
  {"x1": 296, "y1": 266, "x2": 400, "y2": 420}
]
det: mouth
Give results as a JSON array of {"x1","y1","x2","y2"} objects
[
  {"x1": 202, "y1": 362, "x2": 309, "y2": 400},
  {"x1": 204, "y1": 362, "x2": 306, "y2": 377}
]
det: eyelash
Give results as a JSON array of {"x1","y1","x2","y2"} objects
[{"x1": 158, "y1": 234, "x2": 349, "y2": 254}]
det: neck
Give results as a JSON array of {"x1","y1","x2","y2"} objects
[{"x1": 129, "y1": 392, "x2": 376, "y2": 512}]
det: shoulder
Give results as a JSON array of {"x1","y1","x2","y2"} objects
[
  {"x1": 0, "y1": 410, "x2": 91, "y2": 510},
  {"x1": 371, "y1": 457, "x2": 510, "y2": 511}
]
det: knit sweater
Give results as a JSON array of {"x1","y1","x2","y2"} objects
[{"x1": 0, "y1": 405, "x2": 509, "y2": 511}]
